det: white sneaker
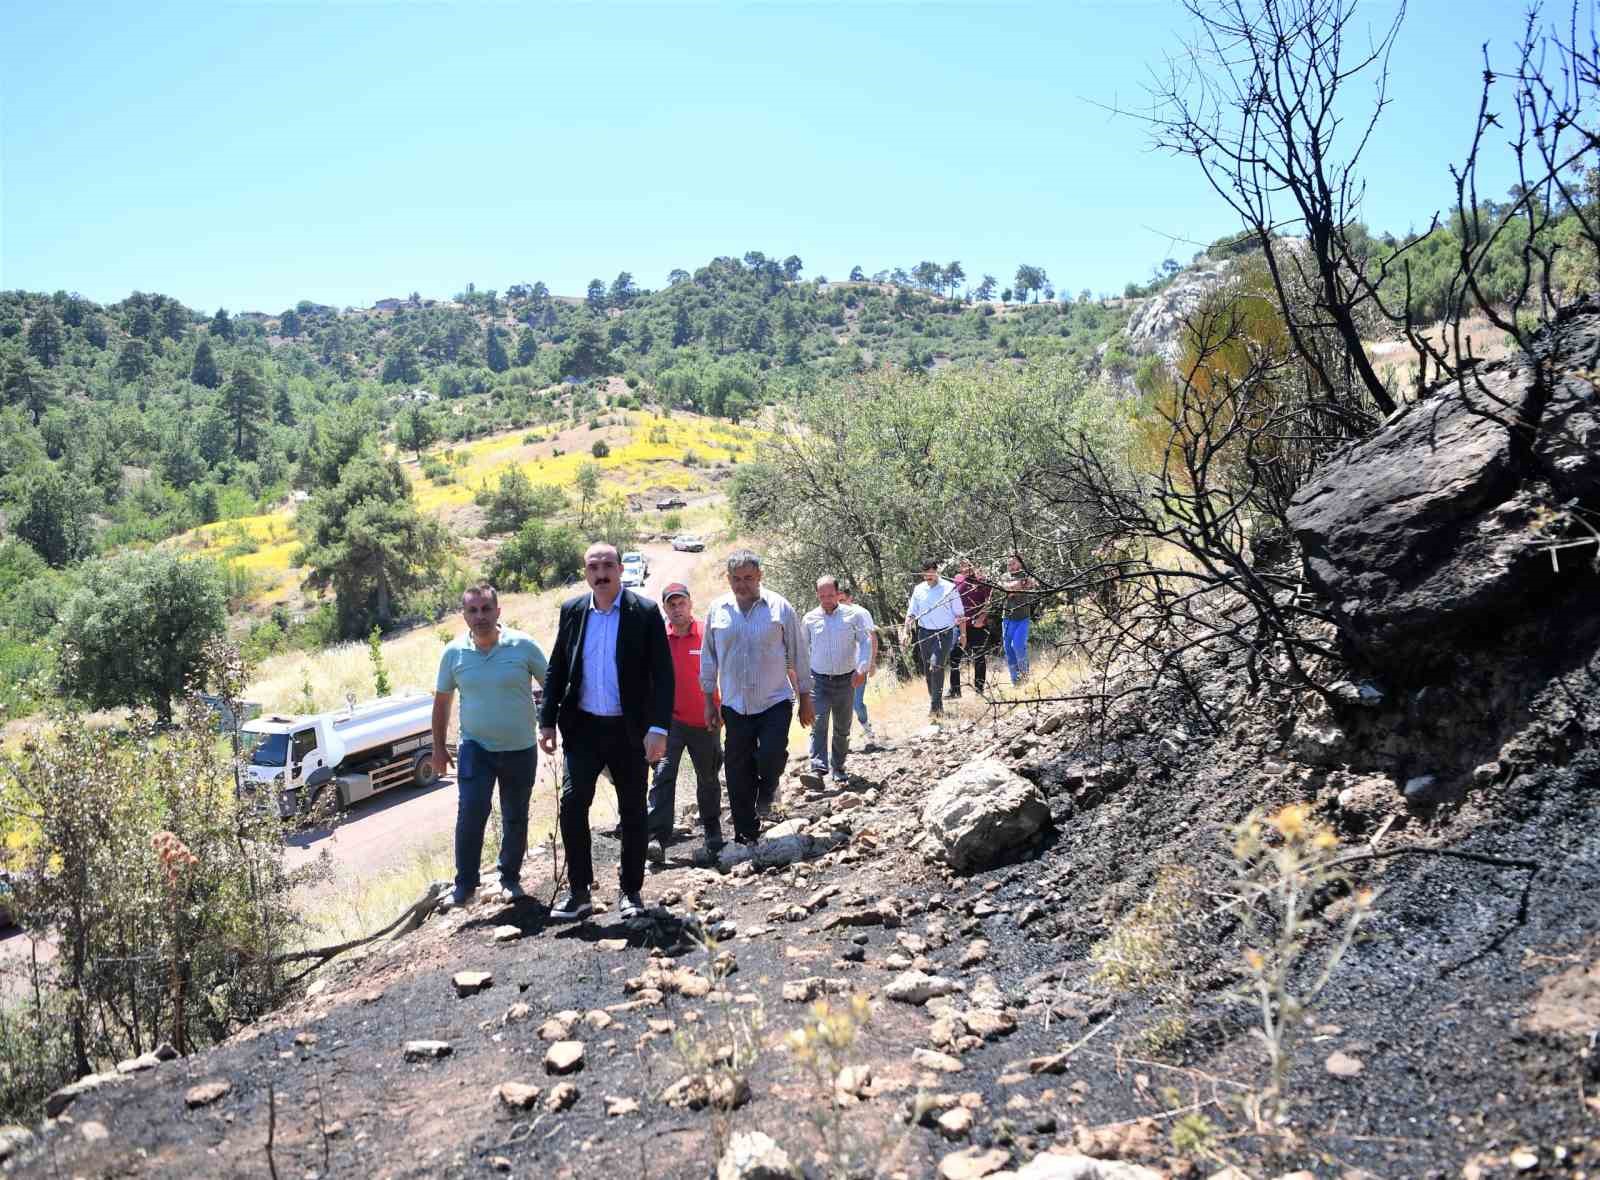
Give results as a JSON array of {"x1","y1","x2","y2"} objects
[
  {"x1": 500, "y1": 880, "x2": 527, "y2": 902},
  {"x1": 862, "y1": 722, "x2": 878, "y2": 746}
]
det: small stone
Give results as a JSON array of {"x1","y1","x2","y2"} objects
[
  {"x1": 606, "y1": 1096, "x2": 640, "y2": 1117},
  {"x1": 937, "y1": 1107, "x2": 974, "y2": 1138},
  {"x1": 913, "y1": 1048, "x2": 965, "y2": 1073},
  {"x1": 453, "y1": 970, "x2": 494, "y2": 997},
  {"x1": 963, "y1": 1009, "x2": 1016, "y2": 1039},
  {"x1": 959, "y1": 940, "x2": 990, "y2": 967},
  {"x1": 359, "y1": 990, "x2": 384, "y2": 1004},
  {"x1": 294, "y1": 1032, "x2": 319, "y2": 1047},
  {"x1": 597, "y1": 938, "x2": 630, "y2": 952},
  {"x1": 494, "y1": 1082, "x2": 542, "y2": 1110},
  {"x1": 851, "y1": 932, "x2": 870, "y2": 945},
  {"x1": 648, "y1": 1018, "x2": 676, "y2": 1034},
  {"x1": 544, "y1": 1082, "x2": 579, "y2": 1111},
  {"x1": 783, "y1": 978, "x2": 820, "y2": 1003},
  {"x1": 1403, "y1": 774, "x2": 1453, "y2": 803},
  {"x1": 493, "y1": 925, "x2": 522, "y2": 943},
  {"x1": 403, "y1": 1040, "x2": 452, "y2": 1062},
  {"x1": 491, "y1": 1158, "x2": 512, "y2": 1174},
  {"x1": 717, "y1": 1130, "x2": 799, "y2": 1180},
  {"x1": 116, "y1": 1052, "x2": 162, "y2": 1074},
  {"x1": 185, "y1": 1079, "x2": 233, "y2": 1108},
  {"x1": 0, "y1": 1126, "x2": 35, "y2": 1163},
  {"x1": 1325, "y1": 1051, "x2": 1364, "y2": 1078},
  {"x1": 79, "y1": 1120, "x2": 109, "y2": 1142},
  {"x1": 545, "y1": 1041, "x2": 585, "y2": 1074},
  {"x1": 841, "y1": 944, "x2": 865, "y2": 963},
  {"x1": 584, "y1": 1010, "x2": 615, "y2": 1029},
  {"x1": 504, "y1": 1003, "x2": 532, "y2": 1024},
  {"x1": 539, "y1": 1018, "x2": 574, "y2": 1042},
  {"x1": 937, "y1": 1146, "x2": 1011, "y2": 1180},
  {"x1": 835, "y1": 1065, "x2": 872, "y2": 1101},
  {"x1": 1509, "y1": 1148, "x2": 1539, "y2": 1172},
  {"x1": 885, "y1": 970, "x2": 964, "y2": 1005}
]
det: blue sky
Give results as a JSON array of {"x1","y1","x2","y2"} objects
[{"x1": 0, "y1": 1, "x2": 1549, "y2": 313}]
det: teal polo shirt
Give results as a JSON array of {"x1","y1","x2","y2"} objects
[{"x1": 436, "y1": 627, "x2": 549, "y2": 752}]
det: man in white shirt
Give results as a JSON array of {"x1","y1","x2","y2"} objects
[
  {"x1": 699, "y1": 550, "x2": 814, "y2": 841},
  {"x1": 801, "y1": 575, "x2": 872, "y2": 785},
  {"x1": 836, "y1": 587, "x2": 879, "y2": 747},
  {"x1": 902, "y1": 557, "x2": 967, "y2": 717}
]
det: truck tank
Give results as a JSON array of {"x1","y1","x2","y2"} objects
[{"x1": 323, "y1": 693, "x2": 434, "y2": 767}]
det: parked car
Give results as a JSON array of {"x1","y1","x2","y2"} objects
[
  {"x1": 621, "y1": 551, "x2": 649, "y2": 586},
  {"x1": 671, "y1": 534, "x2": 705, "y2": 552},
  {"x1": 655, "y1": 496, "x2": 687, "y2": 510}
]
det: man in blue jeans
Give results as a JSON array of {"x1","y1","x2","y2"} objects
[
  {"x1": 801, "y1": 575, "x2": 872, "y2": 785},
  {"x1": 431, "y1": 582, "x2": 548, "y2": 909}
]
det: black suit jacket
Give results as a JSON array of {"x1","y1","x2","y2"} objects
[{"x1": 539, "y1": 588, "x2": 674, "y2": 748}]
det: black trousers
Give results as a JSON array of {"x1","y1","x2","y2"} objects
[
  {"x1": 646, "y1": 720, "x2": 725, "y2": 847},
  {"x1": 950, "y1": 623, "x2": 995, "y2": 694},
  {"x1": 558, "y1": 711, "x2": 648, "y2": 895},
  {"x1": 721, "y1": 699, "x2": 792, "y2": 841}
]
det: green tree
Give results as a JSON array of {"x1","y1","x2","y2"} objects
[
  {"x1": 127, "y1": 305, "x2": 155, "y2": 340},
  {"x1": 299, "y1": 406, "x2": 377, "y2": 489},
  {"x1": 298, "y1": 455, "x2": 447, "y2": 637},
  {"x1": 782, "y1": 255, "x2": 804, "y2": 281},
  {"x1": 272, "y1": 383, "x2": 295, "y2": 426},
  {"x1": 573, "y1": 460, "x2": 602, "y2": 528},
  {"x1": 849, "y1": 266, "x2": 865, "y2": 281},
  {"x1": 160, "y1": 433, "x2": 207, "y2": 489},
  {"x1": 944, "y1": 260, "x2": 966, "y2": 298},
  {"x1": 190, "y1": 338, "x2": 222, "y2": 388},
  {"x1": 55, "y1": 550, "x2": 226, "y2": 721},
  {"x1": 381, "y1": 340, "x2": 422, "y2": 385},
  {"x1": 394, "y1": 404, "x2": 437, "y2": 459},
  {"x1": 15, "y1": 465, "x2": 94, "y2": 568},
  {"x1": 591, "y1": 439, "x2": 610, "y2": 458},
  {"x1": 221, "y1": 364, "x2": 268, "y2": 457},
  {"x1": 368, "y1": 625, "x2": 391, "y2": 696},
  {"x1": 608, "y1": 272, "x2": 636, "y2": 307},
  {"x1": 26, "y1": 308, "x2": 64, "y2": 368},
  {"x1": 672, "y1": 303, "x2": 694, "y2": 347},
  {"x1": 486, "y1": 519, "x2": 584, "y2": 591},
  {"x1": 114, "y1": 340, "x2": 149, "y2": 380},
  {"x1": 1014, "y1": 264, "x2": 1048, "y2": 302},
  {"x1": 515, "y1": 327, "x2": 539, "y2": 366},
  {"x1": 2, "y1": 354, "x2": 55, "y2": 425},
  {"x1": 159, "y1": 299, "x2": 188, "y2": 340},
  {"x1": 209, "y1": 308, "x2": 235, "y2": 340},
  {"x1": 279, "y1": 308, "x2": 303, "y2": 338},
  {"x1": 560, "y1": 324, "x2": 612, "y2": 378},
  {"x1": 586, "y1": 279, "x2": 607, "y2": 312},
  {"x1": 476, "y1": 466, "x2": 563, "y2": 534},
  {"x1": 484, "y1": 325, "x2": 509, "y2": 373}
]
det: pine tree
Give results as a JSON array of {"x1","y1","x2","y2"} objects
[
  {"x1": 190, "y1": 338, "x2": 222, "y2": 388},
  {"x1": 209, "y1": 308, "x2": 235, "y2": 340},
  {"x1": 221, "y1": 364, "x2": 268, "y2": 457},
  {"x1": 26, "y1": 308, "x2": 63, "y2": 368},
  {"x1": 515, "y1": 327, "x2": 538, "y2": 366},
  {"x1": 485, "y1": 325, "x2": 509, "y2": 373}
]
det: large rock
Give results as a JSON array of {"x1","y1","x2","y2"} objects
[
  {"x1": 1289, "y1": 307, "x2": 1600, "y2": 670},
  {"x1": 921, "y1": 760, "x2": 1051, "y2": 872},
  {"x1": 1122, "y1": 261, "x2": 1234, "y2": 366},
  {"x1": 1011, "y1": 1153, "x2": 1167, "y2": 1180}
]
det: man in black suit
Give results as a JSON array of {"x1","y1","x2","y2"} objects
[{"x1": 538, "y1": 541, "x2": 674, "y2": 920}]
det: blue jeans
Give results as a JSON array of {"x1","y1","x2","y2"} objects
[
  {"x1": 809, "y1": 671, "x2": 856, "y2": 773},
  {"x1": 454, "y1": 740, "x2": 536, "y2": 901},
  {"x1": 852, "y1": 680, "x2": 869, "y2": 725},
  {"x1": 1002, "y1": 618, "x2": 1031, "y2": 683},
  {"x1": 915, "y1": 626, "x2": 957, "y2": 712}
]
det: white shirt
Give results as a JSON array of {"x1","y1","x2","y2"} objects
[
  {"x1": 802, "y1": 603, "x2": 872, "y2": 677},
  {"x1": 700, "y1": 589, "x2": 810, "y2": 716},
  {"x1": 906, "y1": 578, "x2": 965, "y2": 632}
]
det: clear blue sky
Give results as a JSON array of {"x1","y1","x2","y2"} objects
[{"x1": 0, "y1": 1, "x2": 1546, "y2": 313}]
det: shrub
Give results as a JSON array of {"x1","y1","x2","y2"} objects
[
  {"x1": 487, "y1": 520, "x2": 585, "y2": 591},
  {"x1": 662, "y1": 512, "x2": 683, "y2": 531},
  {"x1": 682, "y1": 448, "x2": 702, "y2": 466},
  {"x1": 591, "y1": 439, "x2": 611, "y2": 458}
]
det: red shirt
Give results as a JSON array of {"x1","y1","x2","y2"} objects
[
  {"x1": 668, "y1": 618, "x2": 716, "y2": 727},
  {"x1": 954, "y1": 574, "x2": 993, "y2": 624}
]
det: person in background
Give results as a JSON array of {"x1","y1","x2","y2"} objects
[
  {"x1": 948, "y1": 557, "x2": 994, "y2": 699},
  {"x1": 538, "y1": 542, "x2": 673, "y2": 922},
  {"x1": 431, "y1": 583, "x2": 547, "y2": 910},
  {"x1": 1000, "y1": 552, "x2": 1040, "y2": 685},
  {"x1": 902, "y1": 557, "x2": 967, "y2": 717},
  {"x1": 836, "y1": 587, "x2": 879, "y2": 748},
  {"x1": 700, "y1": 550, "x2": 813, "y2": 842},
  {"x1": 802, "y1": 575, "x2": 872, "y2": 785},
  {"x1": 645, "y1": 582, "x2": 725, "y2": 866}
]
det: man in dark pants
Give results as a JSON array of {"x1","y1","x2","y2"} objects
[
  {"x1": 699, "y1": 550, "x2": 813, "y2": 844},
  {"x1": 948, "y1": 558, "x2": 995, "y2": 698},
  {"x1": 539, "y1": 542, "x2": 674, "y2": 921},
  {"x1": 902, "y1": 557, "x2": 967, "y2": 718},
  {"x1": 432, "y1": 582, "x2": 548, "y2": 909},
  {"x1": 645, "y1": 582, "x2": 725, "y2": 866}
]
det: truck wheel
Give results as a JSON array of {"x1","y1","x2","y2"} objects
[{"x1": 414, "y1": 754, "x2": 439, "y2": 788}]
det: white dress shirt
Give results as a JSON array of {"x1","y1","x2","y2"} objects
[
  {"x1": 803, "y1": 603, "x2": 872, "y2": 676},
  {"x1": 906, "y1": 578, "x2": 965, "y2": 631}
]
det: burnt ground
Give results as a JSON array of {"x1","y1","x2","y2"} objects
[{"x1": 7, "y1": 606, "x2": 1600, "y2": 1180}]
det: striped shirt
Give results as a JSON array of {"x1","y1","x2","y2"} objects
[{"x1": 700, "y1": 589, "x2": 809, "y2": 716}]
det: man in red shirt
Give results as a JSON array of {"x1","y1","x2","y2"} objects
[
  {"x1": 949, "y1": 557, "x2": 995, "y2": 698},
  {"x1": 646, "y1": 583, "x2": 725, "y2": 865}
]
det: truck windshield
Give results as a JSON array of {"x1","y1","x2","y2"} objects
[{"x1": 244, "y1": 732, "x2": 290, "y2": 767}]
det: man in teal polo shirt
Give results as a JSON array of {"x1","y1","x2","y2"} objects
[{"x1": 432, "y1": 582, "x2": 548, "y2": 908}]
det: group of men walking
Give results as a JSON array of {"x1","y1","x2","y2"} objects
[{"x1": 430, "y1": 543, "x2": 1037, "y2": 920}]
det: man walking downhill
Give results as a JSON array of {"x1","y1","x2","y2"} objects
[
  {"x1": 1000, "y1": 553, "x2": 1039, "y2": 685},
  {"x1": 802, "y1": 575, "x2": 872, "y2": 786},
  {"x1": 700, "y1": 550, "x2": 813, "y2": 844},
  {"x1": 948, "y1": 557, "x2": 995, "y2": 700},
  {"x1": 836, "y1": 587, "x2": 879, "y2": 748},
  {"x1": 432, "y1": 583, "x2": 548, "y2": 910},
  {"x1": 539, "y1": 542, "x2": 674, "y2": 922},
  {"x1": 645, "y1": 582, "x2": 725, "y2": 867},
  {"x1": 903, "y1": 558, "x2": 967, "y2": 718}
]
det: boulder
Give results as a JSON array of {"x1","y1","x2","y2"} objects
[
  {"x1": 45, "y1": 1071, "x2": 125, "y2": 1118},
  {"x1": 1288, "y1": 307, "x2": 1600, "y2": 671},
  {"x1": 184, "y1": 1079, "x2": 232, "y2": 1108},
  {"x1": 717, "y1": 1131, "x2": 800, "y2": 1180},
  {"x1": 1013, "y1": 1154, "x2": 1166, "y2": 1180},
  {"x1": 545, "y1": 1041, "x2": 585, "y2": 1074},
  {"x1": 922, "y1": 760, "x2": 1051, "y2": 872},
  {"x1": 0, "y1": 1126, "x2": 35, "y2": 1164}
]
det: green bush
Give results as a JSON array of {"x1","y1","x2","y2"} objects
[
  {"x1": 591, "y1": 439, "x2": 611, "y2": 458},
  {"x1": 487, "y1": 520, "x2": 585, "y2": 591}
]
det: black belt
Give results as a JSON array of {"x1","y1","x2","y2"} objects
[{"x1": 811, "y1": 670, "x2": 855, "y2": 678}]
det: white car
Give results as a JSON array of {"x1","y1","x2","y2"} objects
[
  {"x1": 621, "y1": 551, "x2": 648, "y2": 587},
  {"x1": 671, "y1": 535, "x2": 705, "y2": 552}
]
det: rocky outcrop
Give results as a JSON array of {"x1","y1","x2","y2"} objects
[
  {"x1": 1288, "y1": 304, "x2": 1600, "y2": 672},
  {"x1": 921, "y1": 759, "x2": 1051, "y2": 872},
  {"x1": 1121, "y1": 259, "x2": 1233, "y2": 364}
]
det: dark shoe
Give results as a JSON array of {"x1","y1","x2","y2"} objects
[
  {"x1": 798, "y1": 770, "x2": 824, "y2": 790},
  {"x1": 645, "y1": 838, "x2": 666, "y2": 865},
  {"x1": 693, "y1": 843, "x2": 724, "y2": 867},
  {"x1": 948, "y1": 688, "x2": 962, "y2": 699},
  {"x1": 830, "y1": 771, "x2": 850, "y2": 786},
  {"x1": 549, "y1": 890, "x2": 593, "y2": 922},
  {"x1": 619, "y1": 892, "x2": 646, "y2": 919},
  {"x1": 498, "y1": 880, "x2": 528, "y2": 902}
]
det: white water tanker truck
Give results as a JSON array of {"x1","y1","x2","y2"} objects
[{"x1": 237, "y1": 692, "x2": 443, "y2": 818}]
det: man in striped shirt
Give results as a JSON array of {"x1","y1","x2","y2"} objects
[{"x1": 801, "y1": 575, "x2": 872, "y2": 785}]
